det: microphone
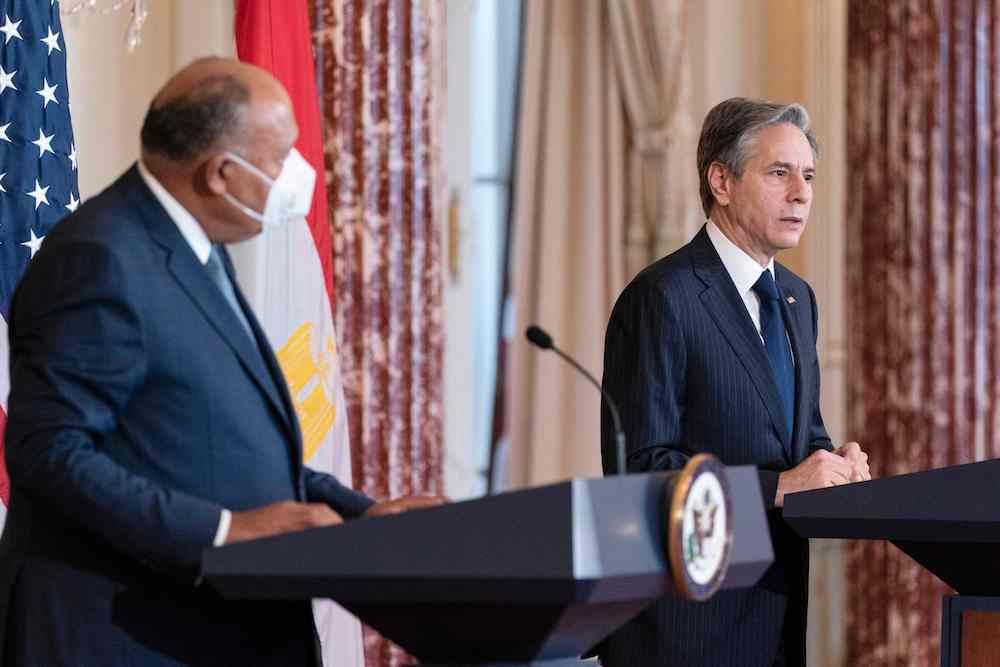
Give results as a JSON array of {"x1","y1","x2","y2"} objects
[{"x1": 524, "y1": 325, "x2": 628, "y2": 476}]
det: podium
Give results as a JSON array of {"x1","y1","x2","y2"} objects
[
  {"x1": 202, "y1": 464, "x2": 773, "y2": 666},
  {"x1": 783, "y1": 459, "x2": 1000, "y2": 667}
]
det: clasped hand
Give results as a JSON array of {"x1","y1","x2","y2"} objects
[{"x1": 775, "y1": 441, "x2": 871, "y2": 507}]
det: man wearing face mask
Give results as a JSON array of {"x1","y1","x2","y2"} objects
[{"x1": 0, "y1": 58, "x2": 439, "y2": 666}]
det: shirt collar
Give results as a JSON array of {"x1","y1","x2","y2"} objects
[
  {"x1": 137, "y1": 160, "x2": 213, "y2": 265},
  {"x1": 706, "y1": 220, "x2": 776, "y2": 296}
]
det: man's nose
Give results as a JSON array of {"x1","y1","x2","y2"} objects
[{"x1": 788, "y1": 173, "x2": 811, "y2": 204}]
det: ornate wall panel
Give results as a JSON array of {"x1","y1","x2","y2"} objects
[
  {"x1": 847, "y1": 1, "x2": 1000, "y2": 664},
  {"x1": 311, "y1": 1, "x2": 445, "y2": 665}
]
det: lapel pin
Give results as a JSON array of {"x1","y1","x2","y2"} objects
[{"x1": 786, "y1": 296, "x2": 796, "y2": 304}]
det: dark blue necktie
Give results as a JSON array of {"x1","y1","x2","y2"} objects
[{"x1": 752, "y1": 270, "x2": 794, "y2": 439}]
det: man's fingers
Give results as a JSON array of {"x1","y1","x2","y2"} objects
[
  {"x1": 303, "y1": 503, "x2": 343, "y2": 527},
  {"x1": 823, "y1": 455, "x2": 854, "y2": 479},
  {"x1": 365, "y1": 494, "x2": 449, "y2": 518},
  {"x1": 838, "y1": 441, "x2": 861, "y2": 457}
]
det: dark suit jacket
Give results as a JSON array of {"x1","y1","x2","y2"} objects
[
  {"x1": 598, "y1": 226, "x2": 832, "y2": 667},
  {"x1": 0, "y1": 166, "x2": 373, "y2": 666}
]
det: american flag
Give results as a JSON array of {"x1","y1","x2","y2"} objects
[{"x1": 0, "y1": 0, "x2": 79, "y2": 513}]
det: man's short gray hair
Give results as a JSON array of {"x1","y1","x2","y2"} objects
[{"x1": 696, "y1": 97, "x2": 819, "y2": 217}]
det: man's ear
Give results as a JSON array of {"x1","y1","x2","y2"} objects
[
  {"x1": 707, "y1": 162, "x2": 732, "y2": 207},
  {"x1": 201, "y1": 153, "x2": 230, "y2": 196}
]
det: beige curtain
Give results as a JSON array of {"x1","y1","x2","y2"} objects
[
  {"x1": 607, "y1": 0, "x2": 699, "y2": 274},
  {"x1": 506, "y1": 0, "x2": 627, "y2": 487},
  {"x1": 507, "y1": 0, "x2": 695, "y2": 487}
]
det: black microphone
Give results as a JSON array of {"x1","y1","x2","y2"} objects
[{"x1": 524, "y1": 325, "x2": 628, "y2": 476}]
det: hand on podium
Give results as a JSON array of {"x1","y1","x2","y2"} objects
[
  {"x1": 834, "y1": 441, "x2": 871, "y2": 482},
  {"x1": 364, "y1": 495, "x2": 448, "y2": 518},
  {"x1": 774, "y1": 443, "x2": 871, "y2": 507},
  {"x1": 226, "y1": 501, "x2": 344, "y2": 544}
]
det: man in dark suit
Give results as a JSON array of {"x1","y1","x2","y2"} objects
[
  {"x1": 0, "y1": 58, "x2": 437, "y2": 666},
  {"x1": 598, "y1": 98, "x2": 871, "y2": 666}
]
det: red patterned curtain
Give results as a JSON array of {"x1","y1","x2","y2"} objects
[
  {"x1": 310, "y1": 1, "x2": 445, "y2": 666},
  {"x1": 847, "y1": 1, "x2": 1000, "y2": 664}
]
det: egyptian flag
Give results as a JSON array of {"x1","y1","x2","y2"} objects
[{"x1": 232, "y1": 2, "x2": 365, "y2": 666}]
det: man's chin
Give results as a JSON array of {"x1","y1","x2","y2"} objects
[{"x1": 775, "y1": 229, "x2": 806, "y2": 251}]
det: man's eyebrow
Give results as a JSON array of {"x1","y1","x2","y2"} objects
[{"x1": 767, "y1": 161, "x2": 816, "y2": 173}]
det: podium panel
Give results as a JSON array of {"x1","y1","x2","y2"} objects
[
  {"x1": 203, "y1": 466, "x2": 773, "y2": 665},
  {"x1": 783, "y1": 459, "x2": 1000, "y2": 667}
]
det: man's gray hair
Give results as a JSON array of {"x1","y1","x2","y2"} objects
[{"x1": 696, "y1": 97, "x2": 819, "y2": 217}]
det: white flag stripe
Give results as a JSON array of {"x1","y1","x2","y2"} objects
[
  {"x1": 230, "y1": 217, "x2": 364, "y2": 667},
  {"x1": 0, "y1": 314, "x2": 9, "y2": 409}
]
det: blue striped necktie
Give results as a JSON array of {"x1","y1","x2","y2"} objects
[{"x1": 752, "y1": 269, "x2": 794, "y2": 439}]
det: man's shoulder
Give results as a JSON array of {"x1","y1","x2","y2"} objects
[
  {"x1": 624, "y1": 238, "x2": 701, "y2": 297},
  {"x1": 47, "y1": 167, "x2": 150, "y2": 248}
]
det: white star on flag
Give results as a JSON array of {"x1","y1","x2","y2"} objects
[
  {"x1": 40, "y1": 26, "x2": 60, "y2": 55},
  {"x1": 0, "y1": 66, "x2": 15, "y2": 95},
  {"x1": 36, "y1": 78, "x2": 58, "y2": 108},
  {"x1": 31, "y1": 128, "x2": 55, "y2": 157},
  {"x1": 0, "y1": 14, "x2": 21, "y2": 45},
  {"x1": 26, "y1": 179, "x2": 49, "y2": 209},
  {"x1": 66, "y1": 192, "x2": 79, "y2": 212},
  {"x1": 0, "y1": 122, "x2": 9, "y2": 143},
  {"x1": 0, "y1": 172, "x2": 6, "y2": 193},
  {"x1": 20, "y1": 229, "x2": 44, "y2": 258},
  {"x1": 68, "y1": 143, "x2": 77, "y2": 170}
]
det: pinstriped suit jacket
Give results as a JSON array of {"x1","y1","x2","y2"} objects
[{"x1": 598, "y1": 226, "x2": 832, "y2": 666}]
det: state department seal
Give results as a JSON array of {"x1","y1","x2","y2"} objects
[{"x1": 666, "y1": 454, "x2": 733, "y2": 601}]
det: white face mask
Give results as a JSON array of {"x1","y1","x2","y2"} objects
[{"x1": 222, "y1": 148, "x2": 316, "y2": 229}]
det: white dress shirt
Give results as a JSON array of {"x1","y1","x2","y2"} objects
[
  {"x1": 137, "y1": 160, "x2": 232, "y2": 547},
  {"x1": 705, "y1": 220, "x2": 776, "y2": 344}
]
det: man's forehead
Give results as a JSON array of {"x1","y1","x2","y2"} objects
[{"x1": 752, "y1": 125, "x2": 815, "y2": 166}]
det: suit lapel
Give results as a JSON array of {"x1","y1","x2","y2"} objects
[
  {"x1": 690, "y1": 228, "x2": 793, "y2": 459},
  {"x1": 220, "y1": 247, "x2": 305, "y2": 472},
  {"x1": 121, "y1": 166, "x2": 297, "y2": 442},
  {"x1": 776, "y1": 267, "x2": 808, "y2": 462}
]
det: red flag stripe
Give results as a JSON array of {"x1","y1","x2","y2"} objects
[{"x1": 233, "y1": 0, "x2": 333, "y2": 298}]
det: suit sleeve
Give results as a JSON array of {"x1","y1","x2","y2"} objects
[
  {"x1": 6, "y1": 241, "x2": 223, "y2": 574},
  {"x1": 602, "y1": 280, "x2": 693, "y2": 474},
  {"x1": 302, "y1": 468, "x2": 374, "y2": 518},
  {"x1": 805, "y1": 282, "x2": 833, "y2": 454}
]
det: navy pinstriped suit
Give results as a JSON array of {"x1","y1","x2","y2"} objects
[
  {"x1": 0, "y1": 167, "x2": 373, "y2": 666},
  {"x1": 598, "y1": 226, "x2": 832, "y2": 666}
]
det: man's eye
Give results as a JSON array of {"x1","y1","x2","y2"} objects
[
  {"x1": 804, "y1": 174, "x2": 815, "y2": 182},
  {"x1": 771, "y1": 169, "x2": 787, "y2": 177}
]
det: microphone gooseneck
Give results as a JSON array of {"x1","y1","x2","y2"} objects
[{"x1": 524, "y1": 324, "x2": 628, "y2": 476}]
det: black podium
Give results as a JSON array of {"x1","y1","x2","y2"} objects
[
  {"x1": 202, "y1": 465, "x2": 773, "y2": 666},
  {"x1": 783, "y1": 459, "x2": 1000, "y2": 667}
]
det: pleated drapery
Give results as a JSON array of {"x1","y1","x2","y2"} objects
[
  {"x1": 606, "y1": 0, "x2": 700, "y2": 273},
  {"x1": 846, "y1": 2, "x2": 1000, "y2": 664},
  {"x1": 505, "y1": 0, "x2": 628, "y2": 488},
  {"x1": 310, "y1": 2, "x2": 445, "y2": 666}
]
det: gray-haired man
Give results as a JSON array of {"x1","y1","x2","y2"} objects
[{"x1": 598, "y1": 98, "x2": 870, "y2": 666}]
